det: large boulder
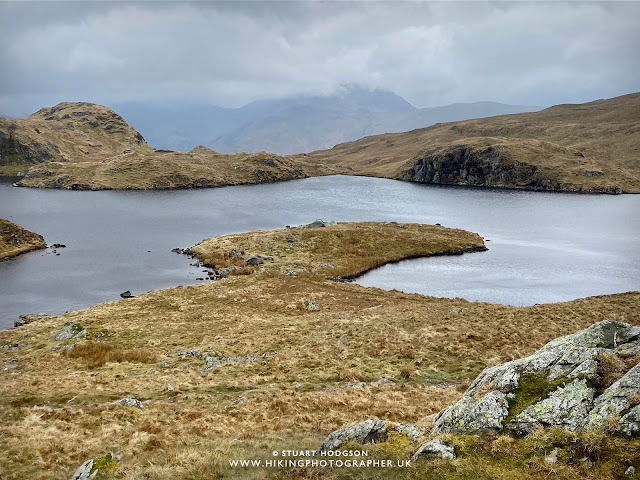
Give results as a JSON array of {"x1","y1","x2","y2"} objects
[{"x1": 433, "y1": 320, "x2": 640, "y2": 436}]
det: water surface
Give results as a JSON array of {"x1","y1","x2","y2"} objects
[{"x1": 0, "y1": 175, "x2": 638, "y2": 328}]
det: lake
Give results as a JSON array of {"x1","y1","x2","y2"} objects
[{"x1": 0, "y1": 175, "x2": 638, "y2": 329}]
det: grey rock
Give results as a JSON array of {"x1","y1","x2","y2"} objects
[
  {"x1": 68, "y1": 459, "x2": 97, "y2": 480},
  {"x1": 3, "y1": 358, "x2": 18, "y2": 371},
  {"x1": 54, "y1": 323, "x2": 84, "y2": 341},
  {"x1": 625, "y1": 466, "x2": 636, "y2": 476},
  {"x1": 587, "y1": 364, "x2": 640, "y2": 430},
  {"x1": 412, "y1": 439, "x2": 456, "y2": 461},
  {"x1": 433, "y1": 320, "x2": 640, "y2": 435},
  {"x1": 433, "y1": 391, "x2": 509, "y2": 434},
  {"x1": 318, "y1": 420, "x2": 419, "y2": 452},
  {"x1": 307, "y1": 219, "x2": 337, "y2": 228},
  {"x1": 302, "y1": 299, "x2": 319, "y2": 311},
  {"x1": 244, "y1": 254, "x2": 263, "y2": 266},
  {"x1": 118, "y1": 395, "x2": 143, "y2": 408},
  {"x1": 120, "y1": 290, "x2": 134, "y2": 298},
  {"x1": 617, "y1": 406, "x2": 640, "y2": 437},
  {"x1": 507, "y1": 379, "x2": 595, "y2": 435},
  {"x1": 228, "y1": 249, "x2": 242, "y2": 258}
]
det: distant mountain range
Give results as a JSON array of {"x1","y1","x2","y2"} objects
[{"x1": 113, "y1": 88, "x2": 541, "y2": 154}]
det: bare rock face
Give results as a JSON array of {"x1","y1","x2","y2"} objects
[
  {"x1": 433, "y1": 320, "x2": 640, "y2": 436},
  {"x1": 318, "y1": 420, "x2": 420, "y2": 452}
]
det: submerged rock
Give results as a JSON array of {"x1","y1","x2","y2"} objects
[{"x1": 433, "y1": 320, "x2": 640, "y2": 435}]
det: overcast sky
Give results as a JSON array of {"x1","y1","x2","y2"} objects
[{"x1": 1, "y1": 1, "x2": 639, "y2": 117}]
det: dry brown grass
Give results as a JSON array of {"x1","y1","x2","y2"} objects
[
  {"x1": 591, "y1": 352, "x2": 639, "y2": 391},
  {"x1": 0, "y1": 223, "x2": 638, "y2": 479},
  {"x1": 0, "y1": 219, "x2": 46, "y2": 260},
  {"x1": 191, "y1": 221, "x2": 486, "y2": 279},
  {"x1": 63, "y1": 341, "x2": 157, "y2": 368}
]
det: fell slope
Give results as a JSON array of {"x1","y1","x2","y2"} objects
[
  {"x1": 1, "y1": 103, "x2": 327, "y2": 189},
  {"x1": 0, "y1": 222, "x2": 637, "y2": 479},
  {"x1": 298, "y1": 92, "x2": 640, "y2": 193},
  {"x1": 0, "y1": 219, "x2": 45, "y2": 259}
]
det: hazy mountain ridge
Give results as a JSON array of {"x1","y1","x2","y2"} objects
[{"x1": 114, "y1": 88, "x2": 541, "y2": 154}]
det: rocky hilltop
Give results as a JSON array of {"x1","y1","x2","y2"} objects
[
  {"x1": 0, "y1": 219, "x2": 46, "y2": 259},
  {"x1": 0, "y1": 102, "x2": 152, "y2": 176},
  {"x1": 300, "y1": 92, "x2": 640, "y2": 193},
  {"x1": 0, "y1": 103, "x2": 328, "y2": 189}
]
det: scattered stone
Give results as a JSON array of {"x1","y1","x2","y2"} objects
[
  {"x1": 54, "y1": 322, "x2": 84, "y2": 341},
  {"x1": 228, "y1": 249, "x2": 242, "y2": 258},
  {"x1": 118, "y1": 395, "x2": 143, "y2": 408},
  {"x1": 167, "y1": 384, "x2": 174, "y2": 392},
  {"x1": 244, "y1": 254, "x2": 263, "y2": 266},
  {"x1": 120, "y1": 290, "x2": 134, "y2": 298},
  {"x1": 448, "y1": 307, "x2": 469, "y2": 315},
  {"x1": 68, "y1": 459, "x2": 96, "y2": 480},
  {"x1": 68, "y1": 453, "x2": 116, "y2": 480},
  {"x1": 321, "y1": 263, "x2": 336, "y2": 269},
  {"x1": 230, "y1": 396, "x2": 248, "y2": 407},
  {"x1": 302, "y1": 299, "x2": 319, "y2": 311},
  {"x1": 3, "y1": 359, "x2": 18, "y2": 371},
  {"x1": 260, "y1": 255, "x2": 274, "y2": 261},
  {"x1": 625, "y1": 466, "x2": 636, "y2": 476},
  {"x1": 412, "y1": 439, "x2": 456, "y2": 461},
  {"x1": 51, "y1": 243, "x2": 66, "y2": 248}
]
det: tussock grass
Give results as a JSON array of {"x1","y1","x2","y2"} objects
[{"x1": 63, "y1": 341, "x2": 157, "y2": 368}]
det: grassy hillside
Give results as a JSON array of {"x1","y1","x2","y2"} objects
[
  {"x1": 0, "y1": 219, "x2": 45, "y2": 259},
  {"x1": 298, "y1": 92, "x2": 640, "y2": 193},
  {"x1": 0, "y1": 222, "x2": 638, "y2": 479}
]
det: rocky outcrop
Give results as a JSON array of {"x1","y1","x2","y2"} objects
[
  {"x1": 398, "y1": 142, "x2": 623, "y2": 194},
  {"x1": 318, "y1": 419, "x2": 420, "y2": 452},
  {"x1": 433, "y1": 320, "x2": 640, "y2": 436}
]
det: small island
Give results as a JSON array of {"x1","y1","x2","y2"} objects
[
  {"x1": 1, "y1": 221, "x2": 638, "y2": 479},
  {"x1": 0, "y1": 219, "x2": 46, "y2": 260}
]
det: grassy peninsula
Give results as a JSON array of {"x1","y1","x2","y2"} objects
[
  {"x1": 0, "y1": 219, "x2": 45, "y2": 260},
  {"x1": 1, "y1": 222, "x2": 638, "y2": 479}
]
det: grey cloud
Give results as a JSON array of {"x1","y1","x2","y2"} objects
[{"x1": 1, "y1": 1, "x2": 639, "y2": 117}]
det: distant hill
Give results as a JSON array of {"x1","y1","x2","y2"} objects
[
  {"x1": 297, "y1": 92, "x2": 640, "y2": 193},
  {"x1": 114, "y1": 88, "x2": 541, "y2": 154}
]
